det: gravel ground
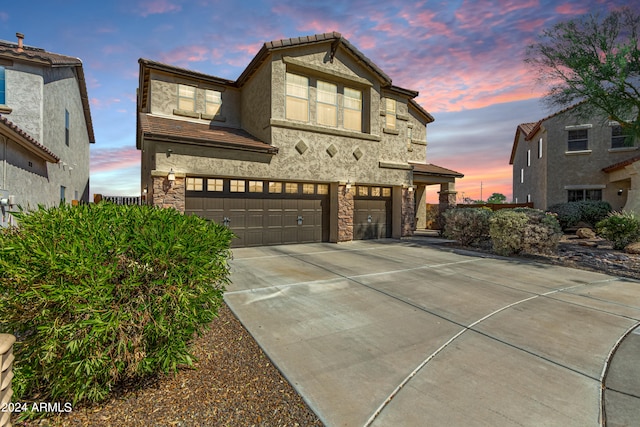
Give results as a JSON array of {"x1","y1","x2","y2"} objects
[{"x1": 15, "y1": 304, "x2": 324, "y2": 427}]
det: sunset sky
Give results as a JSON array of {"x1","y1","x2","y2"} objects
[{"x1": 0, "y1": 0, "x2": 635, "y2": 202}]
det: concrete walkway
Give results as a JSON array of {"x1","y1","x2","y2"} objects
[{"x1": 224, "y1": 239, "x2": 640, "y2": 426}]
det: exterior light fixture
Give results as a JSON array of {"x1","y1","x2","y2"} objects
[
  {"x1": 167, "y1": 169, "x2": 176, "y2": 182},
  {"x1": 618, "y1": 189, "x2": 624, "y2": 196},
  {"x1": 408, "y1": 186, "x2": 414, "y2": 192},
  {"x1": 345, "y1": 180, "x2": 352, "y2": 190}
]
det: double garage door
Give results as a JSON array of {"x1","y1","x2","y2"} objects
[{"x1": 185, "y1": 178, "x2": 329, "y2": 247}]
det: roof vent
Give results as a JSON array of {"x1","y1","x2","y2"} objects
[{"x1": 16, "y1": 32, "x2": 24, "y2": 52}]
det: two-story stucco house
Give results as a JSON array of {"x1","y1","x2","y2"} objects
[
  {"x1": 137, "y1": 32, "x2": 462, "y2": 247},
  {"x1": 510, "y1": 104, "x2": 638, "y2": 212},
  {"x1": 0, "y1": 33, "x2": 94, "y2": 226}
]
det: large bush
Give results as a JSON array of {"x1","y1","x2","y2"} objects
[
  {"x1": 0, "y1": 203, "x2": 234, "y2": 406},
  {"x1": 442, "y1": 208, "x2": 492, "y2": 247},
  {"x1": 596, "y1": 211, "x2": 640, "y2": 250},
  {"x1": 547, "y1": 200, "x2": 612, "y2": 229},
  {"x1": 489, "y1": 209, "x2": 561, "y2": 256}
]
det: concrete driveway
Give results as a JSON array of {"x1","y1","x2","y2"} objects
[{"x1": 224, "y1": 238, "x2": 640, "y2": 426}]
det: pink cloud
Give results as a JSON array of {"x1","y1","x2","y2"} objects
[
  {"x1": 159, "y1": 45, "x2": 209, "y2": 65},
  {"x1": 91, "y1": 147, "x2": 140, "y2": 173},
  {"x1": 555, "y1": 3, "x2": 589, "y2": 15},
  {"x1": 137, "y1": 0, "x2": 181, "y2": 17}
]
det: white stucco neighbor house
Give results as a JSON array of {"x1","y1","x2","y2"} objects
[{"x1": 0, "y1": 33, "x2": 94, "y2": 226}]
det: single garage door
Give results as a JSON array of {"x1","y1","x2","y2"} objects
[
  {"x1": 353, "y1": 185, "x2": 392, "y2": 240},
  {"x1": 184, "y1": 178, "x2": 329, "y2": 247}
]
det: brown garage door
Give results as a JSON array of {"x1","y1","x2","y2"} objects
[
  {"x1": 184, "y1": 178, "x2": 329, "y2": 247},
  {"x1": 353, "y1": 185, "x2": 392, "y2": 240}
]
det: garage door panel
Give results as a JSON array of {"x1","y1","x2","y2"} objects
[{"x1": 354, "y1": 199, "x2": 391, "y2": 240}]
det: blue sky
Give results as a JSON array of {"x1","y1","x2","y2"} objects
[{"x1": 0, "y1": 0, "x2": 634, "y2": 202}]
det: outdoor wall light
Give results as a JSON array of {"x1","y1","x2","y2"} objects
[
  {"x1": 618, "y1": 189, "x2": 624, "y2": 196},
  {"x1": 345, "y1": 180, "x2": 352, "y2": 191},
  {"x1": 408, "y1": 186, "x2": 414, "y2": 192},
  {"x1": 167, "y1": 169, "x2": 176, "y2": 182}
]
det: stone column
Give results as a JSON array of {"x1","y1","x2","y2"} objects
[
  {"x1": 623, "y1": 162, "x2": 640, "y2": 213},
  {"x1": 414, "y1": 184, "x2": 427, "y2": 230},
  {"x1": 151, "y1": 174, "x2": 186, "y2": 212},
  {"x1": 437, "y1": 182, "x2": 457, "y2": 229},
  {"x1": 401, "y1": 187, "x2": 415, "y2": 237},
  {"x1": 337, "y1": 184, "x2": 354, "y2": 242}
]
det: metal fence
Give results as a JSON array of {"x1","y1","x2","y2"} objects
[{"x1": 93, "y1": 194, "x2": 142, "y2": 205}]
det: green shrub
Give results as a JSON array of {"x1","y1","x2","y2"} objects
[
  {"x1": 0, "y1": 203, "x2": 234, "y2": 406},
  {"x1": 489, "y1": 210, "x2": 529, "y2": 256},
  {"x1": 596, "y1": 211, "x2": 640, "y2": 250},
  {"x1": 442, "y1": 208, "x2": 492, "y2": 247},
  {"x1": 547, "y1": 201, "x2": 612, "y2": 229}
]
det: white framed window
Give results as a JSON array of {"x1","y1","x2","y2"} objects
[
  {"x1": 65, "y1": 109, "x2": 70, "y2": 146},
  {"x1": 527, "y1": 194, "x2": 531, "y2": 203},
  {"x1": 178, "y1": 84, "x2": 196, "y2": 111},
  {"x1": 538, "y1": 138, "x2": 543, "y2": 158},
  {"x1": 567, "y1": 129, "x2": 588, "y2": 151},
  {"x1": 344, "y1": 87, "x2": 362, "y2": 132},
  {"x1": 286, "y1": 73, "x2": 309, "y2": 122},
  {"x1": 0, "y1": 66, "x2": 5, "y2": 105},
  {"x1": 317, "y1": 81, "x2": 337, "y2": 127},
  {"x1": 527, "y1": 149, "x2": 531, "y2": 167},
  {"x1": 205, "y1": 89, "x2": 221, "y2": 116},
  {"x1": 60, "y1": 186, "x2": 66, "y2": 202},
  {"x1": 520, "y1": 168, "x2": 524, "y2": 184},
  {"x1": 385, "y1": 98, "x2": 397, "y2": 129}
]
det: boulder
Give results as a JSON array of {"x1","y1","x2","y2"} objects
[
  {"x1": 576, "y1": 228, "x2": 596, "y2": 239},
  {"x1": 625, "y1": 242, "x2": 640, "y2": 254}
]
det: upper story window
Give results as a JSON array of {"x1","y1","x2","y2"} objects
[
  {"x1": 538, "y1": 138, "x2": 543, "y2": 158},
  {"x1": 178, "y1": 84, "x2": 196, "y2": 111},
  {"x1": 65, "y1": 109, "x2": 70, "y2": 146},
  {"x1": 205, "y1": 89, "x2": 221, "y2": 117},
  {"x1": 567, "y1": 129, "x2": 588, "y2": 151},
  {"x1": 527, "y1": 149, "x2": 531, "y2": 166},
  {"x1": 317, "y1": 81, "x2": 337, "y2": 127},
  {"x1": 611, "y1": 125, "x2": 631, "y2": 149},
  {"x1": 286, "y1": 73, "x2": 309, "y2": 122},
  {"x1": 0, "y1": 66, "x2": 5, "y2": 105},
  {"x1": 343, "y1": 87, "x2": 362, "y2": 132},
  {"x1": 385, "y1": 98, "x2": 397, "y2": 130}
]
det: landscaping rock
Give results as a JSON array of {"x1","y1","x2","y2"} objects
[
  {"x1": 576, "y1": 228, "x2": 596, "y2": 239},
  {"x1": 625, "y1": 242, "x2": 640, "y2": 255}
]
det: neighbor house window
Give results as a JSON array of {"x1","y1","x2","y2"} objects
[
  {"x1": 317, "y1": 81, "x2": 337, "y2": 127},
  {"x1": 286, "y1": 73, "x2": 308, "y2": 122},
  {"x1": 527, "y1": 149, "x2": 531, "y2": 167},
  {"x1": 611, "y1": 125, "x2": 630, "y2": 149},
  {"x1": 385, "y1": 98, "x2": 397, "y2": 129},
  {"x1": 538, "y1": 138, "x2": 543, "y2": 158},
  {"x1": 567, "y1": 129, "x2": 588, "y2": 151},
  {"x1": 0, "y1": 66, "x2": 5, "y2": 105},
  {"x1": 65, "y1": 109, "x2": 70, "y2": 146},
  {"x1": 568, "y1": 189, "x2": 602, "y2": 202},
  {"x1": 60, "y1": 186, "x2": 66, "y2": 202},
  {"x1": 343, "y1": 87, "x2": 362, "y2": 132},
  {"x1": 207, "y1": 178, "x2": 223, "y2": 191},
  {"x1": 186, "y1": 177, "x2": 203, "y2": 191},
  {"x1": 520, "y1": 168, "x2": 524, "y2": 184},
  {"x1": 178, "y1": 84, "x2": 196, "y2": 111},
  {"x1": 205, "y1": 89, "x2": 222, "y2": 117}
]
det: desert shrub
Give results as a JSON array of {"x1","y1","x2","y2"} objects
[
  {"x1": 547, "y1": 201, "x2": 612, "y2": 229},
  {"x1": 515, "y1": 208, "x2": 562, "y2": 254},
  {"x1": 489, "y1": 210, "x2": 529, "y2": 256},
  {"x1": 442, "y1": 208, "x2": 492, "y2": 247},
  {"x1": 0, "y1": 203, "x2": 234, "y2": 406},
  {"x1": 596, "y1": 211, "x2": 640, "y2": 250}
]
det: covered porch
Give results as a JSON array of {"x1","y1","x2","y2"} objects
[
  {"x1": 603, "y1": 155, "x2": 640, "y2": 213},
  {"x1": 411, "y1": 163, "x2": 464, "y2": 230}
]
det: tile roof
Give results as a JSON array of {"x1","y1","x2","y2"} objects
[
  {"x1": 411, "y1": 162, "x2": 464, "y2": 177},
  {"x1": 602, "y1": 154, "x2": 640, "y2": 172},
  {"x1": 138, "y1": 114, "x2": 278, "y2": 154},
  {"x1": 0, "y1": 37, "x2": 95, "y2": 144},
  {"x1": 0, "y1": 115, "x2": 60, "y2": 162}
]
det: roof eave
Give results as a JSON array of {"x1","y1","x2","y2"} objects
[{"x1": 141, "y1": 131, "x2": 279, "y2": 155}]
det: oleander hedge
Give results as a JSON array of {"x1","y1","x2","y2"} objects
[{"x1": 0, "y1": 203, "x2": 234, "y2": 407}]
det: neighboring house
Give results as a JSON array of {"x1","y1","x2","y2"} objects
[
  {"x1": 0, "y1": 33, "x2": 94, "y2": 226},
  {"x1": 510, "y1": 104, "x2": 638, "y2": 212},
  {"x1": 137, "y1": 32, "x2": 462, "y2": 247}
]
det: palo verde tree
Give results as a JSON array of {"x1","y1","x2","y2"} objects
[
  {"x1": 525, "y1": 7, "x2": 640, "y2": 140},
  {"x1": 487, "y1": 193, "x2": 507, "y2": 204}
]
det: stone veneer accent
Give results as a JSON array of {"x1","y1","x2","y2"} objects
[
  {"x1": 152, "y1": 176, "x2": 186, "y2": 212},
  {"x1": 437, "y1": 187, "x2": 458, "y2": 229},
  {"x1": 401, "y1": 188, "x2": 415, "y2": 237},
  {"x1": 337, "y1": 185, "x2": 354, "y2": 242}
]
